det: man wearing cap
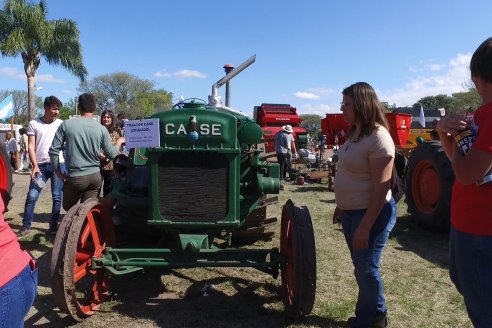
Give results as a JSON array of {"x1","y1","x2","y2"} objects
[{"x1": 274, "y1": 125, "x2": 296, "y2": 182}]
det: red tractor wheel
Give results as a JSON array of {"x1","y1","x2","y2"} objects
[
  {"x1": 50, "y1": 198, "x2": 115, "y2": 321},
  {"x1": 405, "y1": 141, "x2": 454, "y2": 232},
  {"x1": 51, "y1": 203, "x2": 82, "y2": 314},
  {"x1": 280, "y1": 199, "x2": 316, "y2": 319},
  {"x1": 411, "y1": 160, "x2": 440, "y2": 212},
  {"x1": 0, "y1": 143, "x2": 13, "y2": 209}
]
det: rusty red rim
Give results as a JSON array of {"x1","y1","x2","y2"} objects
[
  {"x1": 411, "y1": 159, "x2": 440, "y2": 214},
  {"x1": 281, "y1": 202, "x2": 300, "y2": 312},
  {"x1": 281, "y1": 212, "x2": 295, "y2": 306},
  {"x1": 73, "y1": 204, "x2": 115, "y2": 316},
  {"x1": 0, "y1": 151, "x2": 10, "y2": 206}
]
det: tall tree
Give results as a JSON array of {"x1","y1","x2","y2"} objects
[
  {"x1": 79, "y1": 72, "x2": 173, "y2": 119},
  {"x1": 299, "y1": 114, "x2": 322, "y2": 141},
  {"x1": 413, "y1": 94, "x2": 453, "y2": 111},
  {"x1": 59, "y1": 97, "x2": 77, "y2": 120},
  {"x1": 0, "y1": 0, "x2": 87, "y2": 122},
  {"x1": 449, "y1": 88, "x2": 481, "y2": 114}
]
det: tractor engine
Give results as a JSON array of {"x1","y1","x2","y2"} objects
[{"x1": 112, "y1": 100, "x2": 280, "y2": 232}]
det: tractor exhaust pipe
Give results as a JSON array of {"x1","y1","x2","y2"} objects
[{"x1": 208, "y1": 54, "x2": 256, "y2": 116}]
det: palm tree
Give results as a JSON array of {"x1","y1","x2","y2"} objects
[{"x1": 0, "y1": 0, "x2": 87, "y2": 121}]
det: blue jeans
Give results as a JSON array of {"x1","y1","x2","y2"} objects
[
  {"x1": 340, "y1": 199, "x2": 397, "y2": 328},
  {"x1": 22, "y1": 163, "x2": 65, "y2": 229},
  {"x1": 449, "y1": 227, "x2": 492, "y2": 327},
  {"x1": 0, "y1": 263, "x2": 38, "y2": 328}
]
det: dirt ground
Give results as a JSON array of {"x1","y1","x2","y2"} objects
[
  {"x1": 7, "y1": 173, "x2": 330, "y2": 328},
  {"x1": 5, "y1": 171, "x2": 470, "y2": 328}
]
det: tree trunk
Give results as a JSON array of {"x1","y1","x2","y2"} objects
[
  {"x1": 23, "y1": 51, "x2": 40, "y2": 123},
  {"x1": 27, "y1": 76, "x2": 36, "y2": 122}
]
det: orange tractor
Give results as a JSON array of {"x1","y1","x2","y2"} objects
[{"x1": 321, "y1": 112, "x2": 454, "y2": 232}]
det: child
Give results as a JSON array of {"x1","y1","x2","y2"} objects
[{"x1": 436, "y1": 37, "x2": 492, "y2": 327}]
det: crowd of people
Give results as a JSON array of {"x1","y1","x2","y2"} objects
[
  {"x1": 2, "y1": 37, "x2": 492, "y2": 327},
  {"x1": 1, "y1": 93, "x2": 125, "y2": 327}
]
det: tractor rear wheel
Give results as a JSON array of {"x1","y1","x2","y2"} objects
[
  {"x1": 0, "y1": 142, "x2": 13, "y2": 208},
  {"x1": 280, "y1": 199, "x2": 316, "y2": 319},
  {"x1": 405, "y1": 141, "x2": 454, "y2": 232},
  {"x1": 50, "y1": 198, "x2": 115, "y2": 321},
  {"x1": 51, "y1": 203, "x2": 83, "y2": 314}
]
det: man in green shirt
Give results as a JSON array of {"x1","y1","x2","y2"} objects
[{"x1": 49, "y1": 93, "x2": 125, "y2": 210}]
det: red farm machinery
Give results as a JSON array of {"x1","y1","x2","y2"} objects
[
  {"x1": 254, "y1": 103, "x2": 308, "y2": 155},
  {"x1": 321, "y1": 112, "x2": 454, "y2": 232}
]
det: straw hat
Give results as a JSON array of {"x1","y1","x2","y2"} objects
[{"x1": 283, "y1": 125, "x2": 293, "y2": 133}]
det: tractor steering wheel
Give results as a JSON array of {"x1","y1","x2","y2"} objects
[{"x1": 172, "y1": 98, "x2": 207, "y2": 110}]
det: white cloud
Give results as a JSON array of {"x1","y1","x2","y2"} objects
[
  {"x1": 153, "y1": 70, "x2": 172, "y2": 78},
  {"x1": 174, "y1": 70, "x2": 206, "y2": 79},
  {"x1": 297, "y1": 103, "x2": 339, "y2": 116},
  {"x1": 293, "y1": 91, "x2": 320, "y2": 100},
  {"x1": 310, "y1": 87, "x2": 335, "y2": 96},
  {"x1": 36, "y1": 74, "x2": 65, "y2": 83},
  {"x1": 0, "y1": 67, "x2": 66, "y2": 83},
  {"x1": 153, "y1": 69, "x2": 207, "y2": 79},
  {"x1": 382, "y1": 52, "x2": 472, "y2": 107},
  {"x1": 0, "y1": 67, "x2": 25, "y2": 80},
  {"x1": 428, "y1": 63, "x2": 444, "y2": 71}
]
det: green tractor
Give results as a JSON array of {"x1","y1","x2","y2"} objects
[{"x1": 50, "y1": 56, "x2": 316, "y2": 321}]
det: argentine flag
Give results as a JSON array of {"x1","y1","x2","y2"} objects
[
  {"x1": 418, "y1": 103, "x2": 425, "y2": 128},
  {"x1": 0, "y1": 95, "x2": 14, "y2": 121}
]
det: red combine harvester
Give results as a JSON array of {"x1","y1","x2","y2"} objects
[
  {"x1": 254, "y1": 103, "x2": 307, "y2": 154},
  {"x1": 320, "y1": 113, "x2": 350, "y2": 147},
  {"x1": 322, "y1": 112, "x2": 454, "y2": 233}
]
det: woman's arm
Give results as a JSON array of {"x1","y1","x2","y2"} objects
[{"x1": 352, "y1": 156, "x2": 393, "y2": 250}]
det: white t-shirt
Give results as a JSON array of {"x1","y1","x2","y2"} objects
[
  {"x1": 286, "y1": 133, "x2": 294, "y2": 152},
  {"x1": 27, "y1": 118, "x2": 64, "y2": 164}
]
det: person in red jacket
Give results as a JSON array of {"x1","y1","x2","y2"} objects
[
  {"x1": 0, "y1": 195, "x2": 37, "y2": 327},
  {"x1": 436, "y1": 37, "x2": 492, "y2": 327}
]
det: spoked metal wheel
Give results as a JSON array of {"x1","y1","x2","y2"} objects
[
  {"x1": 50, "y1": 198, "x2": 115, "y2": 321},
  {"x1": 280, "y1": 199, "x2": 316, "y2": 319}
]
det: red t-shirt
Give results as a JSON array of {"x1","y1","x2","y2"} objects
[
  {"x1": 0, "y1": 199, "x2": 31, "y2": 288},
  {"x1": 451, "y1": 102, "x2": 492, "y2": 235}
]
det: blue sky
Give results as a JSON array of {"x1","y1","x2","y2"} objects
[{"x1": 0, "y1": 0, "x2": 491, "y2": 117}]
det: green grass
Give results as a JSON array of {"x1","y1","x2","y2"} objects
[{"x1": 7, "y1": 173, "x2": 472, "y2": 327}]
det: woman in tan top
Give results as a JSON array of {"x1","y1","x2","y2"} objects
[{"x1": 333, "y1": 82, "x2": 396, "y2": 328}]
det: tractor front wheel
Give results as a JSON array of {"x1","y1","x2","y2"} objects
[
  {"x1": 50, "y1": 198, "x2": 115, "y2": 321},
  {"x1": 280, "y1": 199, "x2": 316, "y2": 319}
]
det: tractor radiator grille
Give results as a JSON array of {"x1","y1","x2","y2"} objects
[{"x1": 157, "y1": 152, "x2": 229, "y2": 222}]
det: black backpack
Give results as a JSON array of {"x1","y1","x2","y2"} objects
[{"x1": 392, "y1": 152, "x2": 407, "y2": 203}]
